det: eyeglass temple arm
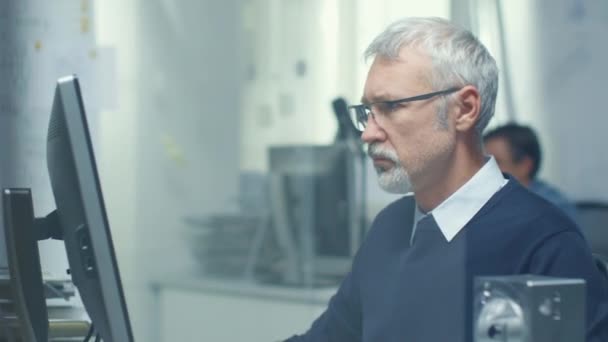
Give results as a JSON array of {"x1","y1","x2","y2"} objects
[{"x1": 348, "y1": 87, "x2": 461, "y2": 111}]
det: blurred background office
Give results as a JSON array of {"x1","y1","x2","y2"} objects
[{"x1": 1, "y1": 0, "x2": 608, "y2": 341}]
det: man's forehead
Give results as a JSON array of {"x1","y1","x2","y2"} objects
[{"x1": 362, "y1": 51, "x2": 433, "y2": 102}]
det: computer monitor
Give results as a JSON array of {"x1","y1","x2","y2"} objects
[
  {"x1": 1, "y1": 75, "x2": 133, "y2": 341},
  {"x1": 2, "y1": 189, "x2": 48, "y2": 341}
]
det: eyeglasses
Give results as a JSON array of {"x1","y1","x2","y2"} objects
[{"x1": 348, "y1": 87, "x2": 461, "y2": 132}]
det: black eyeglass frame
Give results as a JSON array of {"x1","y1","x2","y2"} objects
[{"x1": 348, "y1": 87, "x2": 462, "y2": 130}]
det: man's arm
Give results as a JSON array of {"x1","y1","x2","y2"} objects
[
  {"x1": 282, "y1": 195, "x2": 412, "y2": 341},
  {"x1": 283, "y1": 269, "x2": 362, "y2": 342},
  {"x1": 528, "y1": 230, "x2": 608, "y2": 342}
]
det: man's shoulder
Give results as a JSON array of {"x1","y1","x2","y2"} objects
[
  {"x1": 473, "y1": 180, "x2": 579, "y2": 238},
  {"x1": 509, "y1": 180, "x2": 577, "y2": 226},
  {"x1": 463, "y1": 181, "x2": 584, "y2": 268}
]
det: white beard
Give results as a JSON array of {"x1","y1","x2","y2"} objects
[{"x1": 368, "y1": 143, "x2": 412, "y2": 194}]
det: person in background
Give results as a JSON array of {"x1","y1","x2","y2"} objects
[
  {"x1": 483, "y1": 123, "x2": 579, "y2": 222},
  {"x1": 284, "y1": 17, "x2": 608, "y2": 342}
]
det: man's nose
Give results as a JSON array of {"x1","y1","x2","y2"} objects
[{"x1": 361, "y1": 115, "x2": 387, "y2": 144}]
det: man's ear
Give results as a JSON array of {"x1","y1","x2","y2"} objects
[{"x1": 453, "y1": 85, "x2": 481, "y2": 132}]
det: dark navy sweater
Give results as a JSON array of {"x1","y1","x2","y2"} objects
[{"x1": 287, "y1": 180, "x2": 608, "y2": 341}]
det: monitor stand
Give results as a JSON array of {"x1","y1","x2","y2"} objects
[{"x1": 2, "y1": 188, "x2": 50, "y2": 342}]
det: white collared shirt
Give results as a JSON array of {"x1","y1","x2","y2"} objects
[{"x1": 410, "y1": 157, "x2": 508, "y2": 245}]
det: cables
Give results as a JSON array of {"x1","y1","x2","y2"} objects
[{"x1": 83, "y1": 324, "x2": 94, "y2": 342}]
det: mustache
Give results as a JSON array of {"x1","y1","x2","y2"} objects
[{"x1": 367, "y1": 143, "x2": 400, "y2": 163}]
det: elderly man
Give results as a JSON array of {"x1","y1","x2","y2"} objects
[{"x1": 285, "y1": 17, "x2": 608, "y2": 342}]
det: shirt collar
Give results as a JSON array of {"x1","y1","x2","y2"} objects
[{"x1": 414, "y1": 156, "x2": 508, "y2": 242}]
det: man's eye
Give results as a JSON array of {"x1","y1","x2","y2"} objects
[{"x1": 378, "y1": 102, "x2": 400, "y2": 113}]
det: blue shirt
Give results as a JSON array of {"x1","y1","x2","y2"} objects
[{"x1": 529, "y1": 178, "x2": 579, "y2": 223}]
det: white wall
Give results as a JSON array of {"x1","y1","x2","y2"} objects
[
  {"x1": 475, "y1": 0, "x2": 608, "y2": 201},
  {"x1": 134, "y1": 0, "x2": 242, "y2": 272},
  {"x1": 134, "y1": 1, "x2": 242, "y2": 340},
  {"x1": 239, "y1": 0, "x2": 358, "y2": 171},
  {"x1": 0, "y1": 0, "x2": 102, "y2": 277},
  {"x1": 93, "y1": 0, "x2": 140, "y2": 335},
  {"x1": 239, "y1": 0, "x2": 451, "y2": 173},
  {"x1": 96, "y1": 0, "x2": 242, "y2": 340},
  {"x1": 531, "y1": 0, "x2": 608, "y2": 201}
]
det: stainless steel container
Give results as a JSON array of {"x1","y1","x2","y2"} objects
[{"x1": 474, "y1": 275, "x2": 585, "y2": 342}]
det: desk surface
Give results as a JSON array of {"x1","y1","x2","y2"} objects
[{"x1": 151, "y1": 274, "x2": 338, "y2": 305}]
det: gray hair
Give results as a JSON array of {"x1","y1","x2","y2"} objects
[{"x1": 365, "y1": 17, "x2": 498, "y2": 135}]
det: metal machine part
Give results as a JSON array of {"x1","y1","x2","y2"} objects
[{"x1": 474, "y1": 275, "x2": 585, "y2": 342}]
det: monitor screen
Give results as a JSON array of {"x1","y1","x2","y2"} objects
[{"x1": 45, "y1": 75, "x2": 133, "y2": 341}]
